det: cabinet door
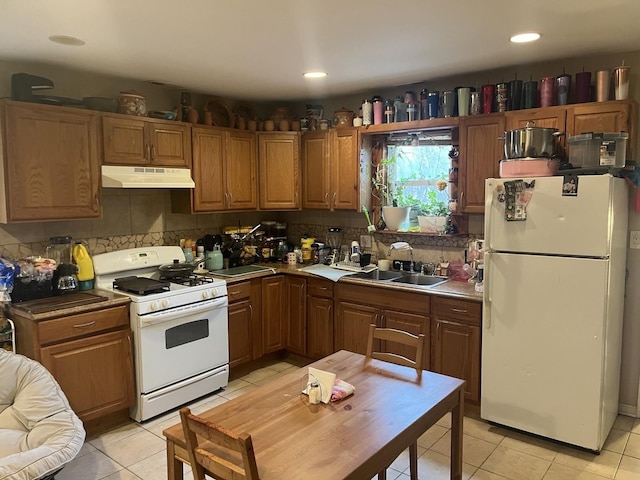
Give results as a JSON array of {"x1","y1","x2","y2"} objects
[
  {"x1": 505, "y1": 107, "x2": 567, "y2": 131},
  {"x1": 302, "y1": 131, "x2": 331, "y2": 209},
  {"x1": 5, "y1": 103, "x2": 101, "y2": 221},
  {"x1": 285, "y1": 276, "x2": 307, "y2": 355},
  {"x1": 383, "y1": 309, "x2": 430, "y2": 370},
  {"x1": 261, "y1": 276, "x2": 286, "y2": 353},
  {"x1": 431, "y1": 319, "x2": 480, "y2": 403},
  {"x1": 567, "y1": 101, "x2": 632, "y2": 136},
  {"x1": 227, "y1": 131, "x2": 258, "y2": 210},
  {"x1": 331, "y1": 128, "x2": 360, "y2": 211},
  {"x1": 148, "y1": 122, "x2": 191, "y2": 167},
  {"x1": 191, "y1": 127, "x2": 226, "y2": 211},
  {"x1": 335, "y1": 301, "x2": 379, "y2": 355},
  {"x1": 228, "y1": 299, "x2": 253, "y2": 369},
  {"x1": 458, "y1": 114, "x2": 505, "y2": 214},
  {"x1": 102, "y1": 115, "x2": 148, "y2": 165},
  {"x1": 258, "y1": 133, "x2": 300, "y2": 209},
  {"x1": 40, "y1": 329, "x2": 134, "y2": 422},
  {"x1": 307, "y1": 295, "x2": 334, "y2": 359},
  {"x1": 566, "y1": 100, "x2": 636, "y2": 159}
]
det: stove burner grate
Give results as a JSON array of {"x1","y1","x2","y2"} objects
[
  {"x1": 113, "y1": 276, "x2": 171, "y2": 295},
  {"x1": 161, "y1": 274, "x2": 217, "y2": 287}
]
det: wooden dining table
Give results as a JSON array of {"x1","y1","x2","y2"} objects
[{"x1": 163, "y1": 350, "x2": 465, "y2": 480}]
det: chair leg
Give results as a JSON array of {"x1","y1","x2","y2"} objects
[
  {"x1": 409, "y1": 442, "x2": 418, "y2": 480},
  {"x1": 378, "y1": 469, "x2": 387, "y2": 480}
]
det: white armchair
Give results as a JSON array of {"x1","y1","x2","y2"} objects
[{"x1": 0, "y1": 349, "x2": 85, "y2": 480}]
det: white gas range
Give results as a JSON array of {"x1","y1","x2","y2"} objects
[{"x1": 93, "y1": 246, "x2": 229, "y2": 422}]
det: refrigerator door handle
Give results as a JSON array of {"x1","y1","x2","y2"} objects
[
  {"x1": 484, "y1": 252, "x2": 491, "y2": 329},
  {"x1": 484, "y1": 179, "x2": 493, "y2": 251}
]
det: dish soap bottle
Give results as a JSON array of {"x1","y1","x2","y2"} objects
[{"x1": 72, "y1": 242, "x2": 94, "y2": 290}]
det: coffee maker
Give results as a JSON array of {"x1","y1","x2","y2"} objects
[{"x1": 46, "y1": 236, "x2": 79, "y2": 294}]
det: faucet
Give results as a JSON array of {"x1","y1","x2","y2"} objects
[{"x1": 388, "y1": 242, "x2": 413, "y2": 272}]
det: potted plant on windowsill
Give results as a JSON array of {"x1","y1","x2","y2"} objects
[
  {"x1": 372, "y1": 157, "x2": 415, "y2": 231},
  {"x1": 417, "y1": 181, "x2": 449, "y2": 233}
]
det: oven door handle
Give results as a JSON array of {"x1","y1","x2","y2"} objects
[{"x1": 139, "y1": 297, "x2": 228, "y2": 326}]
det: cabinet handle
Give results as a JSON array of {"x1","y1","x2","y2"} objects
[
  {"x1": 227, "y1": 192, "x2": 233, "y2": 207},
  {"x1": 249, "y1": 304, "x2": 253, "y2": 319},
  {"x1": 324, "y1": 192, "x2": 329, "y2": 204},
  {"x1": 332, "y1": 192, "x2": 337, "y2": 209},
  {"x1": 151, "y1": 145, "x2": 157, "y2": 160},
  {"x1": 73, "y1": 321, "x2": 96, "y2": 328},
  {"x1": 451, "y1": 308, "x2": 468, "y2": 313},
  {"x1": 145, "y1": 144, "x2": 151, "y2": 160},
  {"x1": 230, "y1": 290, "x2": 241, "y2": 295},
  {"x1": 436, "y1": 321, "x2": 441, "y2": 340}
]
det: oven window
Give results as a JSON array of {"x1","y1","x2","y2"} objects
[{"x1": 165, "y1": 319, "x2": 209, "y2": 349}]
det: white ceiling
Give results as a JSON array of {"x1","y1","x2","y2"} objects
[{"x1": 1, "y1": 0, "x2": 640, "y2": 101}]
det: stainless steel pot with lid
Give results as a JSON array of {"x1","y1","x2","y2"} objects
[{"x1": 500, "y1": 121, "x2": 564, "y2": 159}]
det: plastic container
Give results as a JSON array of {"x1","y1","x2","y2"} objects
[
  {"x1": 206, "y1": 246, "x2": 223, "y2": 271},
  {"x1": 72, "y1": 243, "x2": 94, "y2": 290},
  {"x1": 568, "y1": 132, "x2": 628, "y2": 168}
]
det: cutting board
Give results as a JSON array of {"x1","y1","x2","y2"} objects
[{"x1": 13, "y1": 292, "x2": 109, "y2": 314}]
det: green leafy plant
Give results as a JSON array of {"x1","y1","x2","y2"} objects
[
  {"x1": 417, "y1": 190, "x2": 448, "y2": 216},
  {"x1": 372, "y1": 156, "x2": 419, "y2": 208}
]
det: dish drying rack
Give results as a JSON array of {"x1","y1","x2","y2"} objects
[{"x1": 329, "y1": 261, "x2": 377, "y2": 273}]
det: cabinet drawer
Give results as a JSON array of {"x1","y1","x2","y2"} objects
[
  {"x1": 307, "y1": 278, "x2": 333, "y2": 298},
  {"x1": 227, "y1": 281, "x2": 252, "y2": 303},
  {"x1": 433, "y1": 297, "x2": 481, "y2": 325},
  {"x1": 38, "y1": 305, "x2": 129, "y2": 345}
]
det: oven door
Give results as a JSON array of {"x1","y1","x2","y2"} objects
[{"x1": 137, "y1": 296, "x2": 228, "y2": 394}]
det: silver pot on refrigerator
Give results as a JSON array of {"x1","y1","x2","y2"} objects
[{"x1": 500, "y1": 121, "x2": 564, "y2": 158}]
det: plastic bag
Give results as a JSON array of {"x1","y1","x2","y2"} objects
[{"x1": 0, "y1": 257, "x2": 18, "y2": 303}]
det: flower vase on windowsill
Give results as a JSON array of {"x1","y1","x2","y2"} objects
[{"x1": 381, "y1": 206, "x2": 411, "y2": 231}]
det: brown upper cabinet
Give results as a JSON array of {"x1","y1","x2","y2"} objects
[
  {"x1": 102, "y1": 114, "x2": 191, "y2": 167},
  {"x1": 0, "y1": 101, "x2": 101, "y2": 223},
  {"x1": 172, "y1": 127, "x2": 257, "y2": 213},
  {"x1": 302, "y1": 128, "x2": 360, "y2": 211},
  {"x1": 258, "y1": 132, "x2": 301, "y2": 210},
  {"x1": 458, "y1": 113, "x2": 506, "y2": 214}
]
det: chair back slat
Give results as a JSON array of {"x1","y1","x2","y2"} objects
[
  {"x1": 366, "y1": 324, "x2": 425, "y2": 371},
  {"x1": 180, "y1": 407, "x2": 260, "y2": 480}
]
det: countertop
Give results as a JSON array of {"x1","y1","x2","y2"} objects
[
  {"x1": 208, "y1": 263, "x2": 483, "y2": 302},
  {"x1": 8, "y1": 289, "x2": 131, "y2": 322}
]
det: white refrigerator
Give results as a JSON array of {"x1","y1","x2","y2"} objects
[{"x1": 481, "y1": 174, "x2": 628, "y2": 451}]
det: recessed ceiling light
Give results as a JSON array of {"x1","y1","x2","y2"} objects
[
  {"x1": 510, "y1": 32, "x2": 541, "y2": 44},
  {"x1": 48, "y1": 35, "x2": 85, "y2": 46},
  {"x1": 303, "y1": 71, "x2": 328, "y2": 78}
]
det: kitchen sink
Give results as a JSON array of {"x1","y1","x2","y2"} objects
[
  {"x1": 348, "y1": 270, "x2": 404, "y2": 281},
  {"x1": 347, "y1": 270, "x2": 448, "y2": 288},
  {"x1": 391, "y1": 274, "x2": 449, "y2": 287}
]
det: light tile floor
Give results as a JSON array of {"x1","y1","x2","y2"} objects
[{"x1": 57, "y1": 361, "x2": 640, "y2": 480}]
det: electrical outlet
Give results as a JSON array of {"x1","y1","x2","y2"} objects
[{"x1": 630, "y1": 231, "x2": 640, "y2": 249}]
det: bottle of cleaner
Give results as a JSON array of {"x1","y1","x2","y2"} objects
[{"x1": 72, "y1": 243, "x2": 95, "y2": 290}]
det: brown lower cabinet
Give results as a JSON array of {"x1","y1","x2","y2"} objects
[
  {"x1": 261, "y1": 275, "x2": 286, "y2": 354},
  {"x1": 334, "y1": 283, "x2": 431, "y2": 370},
  {"x1": 11, "y1": 304, "x2": 134, "y2": 423},
  {"x1": 306, "y1": 278, "x2": 334, "y2": 359},
  {"x1": 227, "y1": 279, "x2": 262, "y2": 368},
  {"x1": 431, "y1": 296, "x2": 481, "y2": 404}
]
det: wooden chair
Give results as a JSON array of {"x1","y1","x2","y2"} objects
[
  {"x1": 366, "y1": 324, "x2": 425, "y2": 480},
  {"x1": 179, "y1": 407, "x2": 260, "y2": 480}
]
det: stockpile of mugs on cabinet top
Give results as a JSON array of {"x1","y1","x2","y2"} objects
[{"x1": 353, "y1": 62, "x2": 631, "y2": 126}]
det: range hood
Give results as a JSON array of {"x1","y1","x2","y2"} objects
[{"x1": 101, "y1": 165, "x2": 195, "y2": 188}]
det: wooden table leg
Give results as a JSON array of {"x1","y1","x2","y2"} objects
[
  {"x1": 166, "y1": 440, "x2": 183, "y2": 480},
  {"x1": 450, "y1": 388, "x2": 464, "y2": 480}
]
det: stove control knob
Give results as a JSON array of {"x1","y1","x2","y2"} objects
[
  {"x1": 162, "y1": 299, "x2": 170, "y2": 309},
  {"x1": 149, "y1": 301, "x2": 159, "y2": 312},
  {"x1": 211, "y1": 288, "x2": 219, "y2": 297},
  {"x1": 201, "y1": 290, "x2": 210, "y2": 300}
]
